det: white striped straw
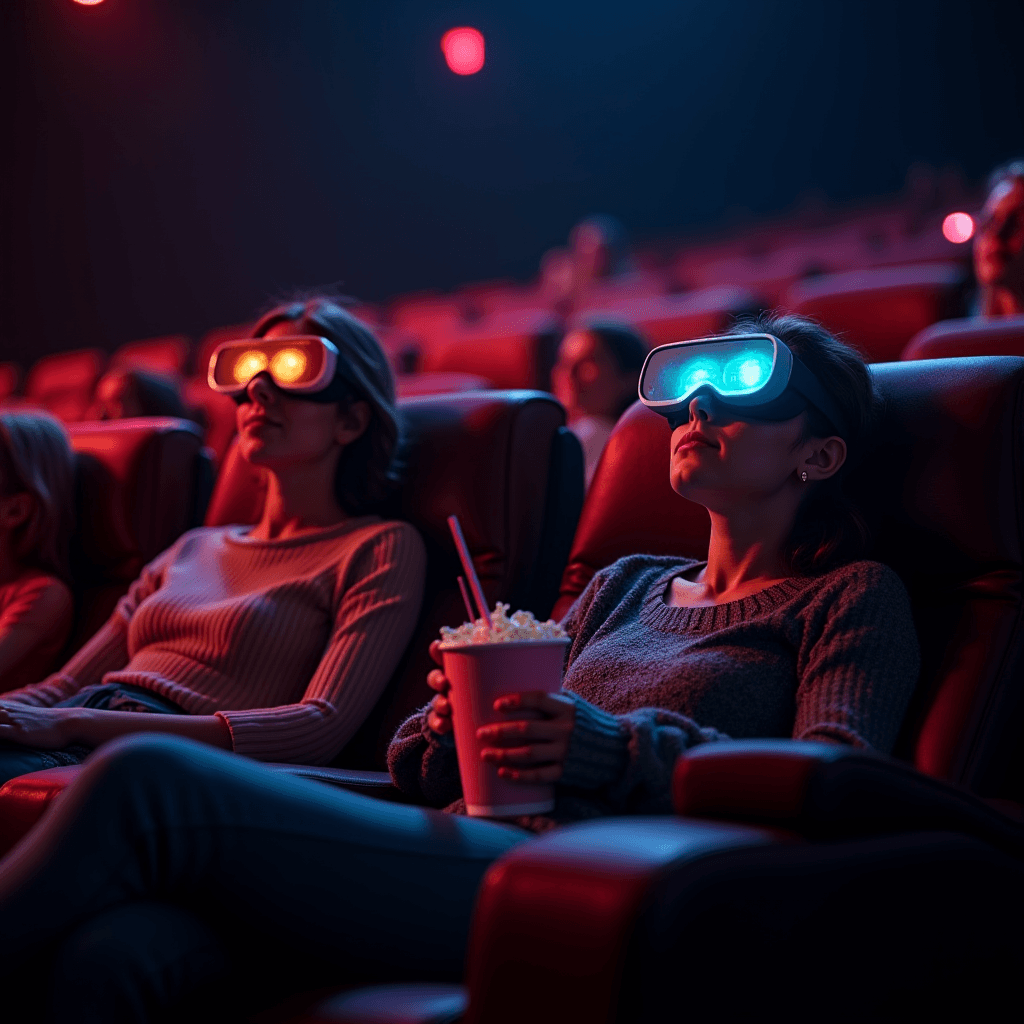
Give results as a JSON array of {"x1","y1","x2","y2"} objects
[{"x1": 447, "y1": 515, "x2": 489, "y2": 623}]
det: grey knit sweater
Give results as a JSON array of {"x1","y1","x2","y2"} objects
[{"x1": 387, "y1": 555, "x2": 920, "y2": 831}]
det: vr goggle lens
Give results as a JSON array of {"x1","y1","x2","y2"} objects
[
  {"x1": 208, "y1": 336, "x2": 338, "y2": 397},
  {"x1": 638, "y1": 334, "x2": 848, "y2": 436}
]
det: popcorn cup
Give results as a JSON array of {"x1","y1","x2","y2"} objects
[{"x1": 442, "y1": 637, "x2": 570, "y2": 818}]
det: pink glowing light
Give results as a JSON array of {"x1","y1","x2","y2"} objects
[
  {"x1": 442, "y1": 27, "x2": 485, "y2": 76},
  {"x1": 942, "y1": 212, "x2": 975, "y2": 244},
  {"x1": 73, "y1": 0, "x2": 106, "y2": 5}
]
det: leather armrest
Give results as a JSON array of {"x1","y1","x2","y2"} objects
[
  {"x1": 672, "y1": 739, "x2": 1024, "y2": 856},
  {"x1": 462, "y1": 817, "x2": 783, "y2": 1024}
]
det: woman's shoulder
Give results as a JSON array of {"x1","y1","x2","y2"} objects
[
  {"x1": 584, "y1": 553, "x2": 702, "y2": 601},
  {"x1": 804, "y1": 558, "x2": 911, "y2": 607}
]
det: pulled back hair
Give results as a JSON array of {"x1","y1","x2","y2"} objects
[
  {"x1": 728, "y1": 313, "x2": 880, "y2": 575},
  {"x1": 0, "y1": 412, "x2": 75, "y2": 582},
  {"x1": 252, "y1": 296, "x2": 399, "y2": 516}
]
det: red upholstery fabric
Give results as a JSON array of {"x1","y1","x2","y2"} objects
[
  {"x1": 418, "y1": 312, "x2": 560, "y2": 390},
  {"x1": 0, "y1": 766, "x2": 83, "y2": 856},
  {"x1": 783, "y1": 262, "x2": 967, "y2": 362},
  {"x1": 555, "y1": 357, "x2": 1024, "y2": 797},
  {"x1": 394, "y1": 372, "x2": 488, "y2": 398},
  {"x1": 574, "y1": 285, "x2": 760, "y2": 347},
  {"x1": 24, "y1": 348, "x2": 108, "y2": 423},
  {"x1": 67, "y1": 417, "x2": 211, "y2": 652},
  {"x1": 902, "y1": 315, "x2": 1024, "y2": 361},
  {"x1": 181, "y1": 376, "x2": 239, "y2": 465},
  {"x1": 110, "y1": 334, "x2": 191, "y2": 376},
  {"x1": 0, "y1": 362, "x2": 21, "y2": 401}
]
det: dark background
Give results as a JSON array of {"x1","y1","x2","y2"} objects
[{"x1": 2, "y1": 0, "x2": 1023, "y2": 360}]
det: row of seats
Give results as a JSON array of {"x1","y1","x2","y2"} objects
[{"x1": 1, "y1": 350, "x2": 1020, "y2": 1020}]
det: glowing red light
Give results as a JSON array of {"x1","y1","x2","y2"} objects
[
  {"x1": 442, "y1": 27, "x2": 485, "y2": 76},
  {"x1": 942, "y1": 212, "x2": 974, "y2": 244},
  {"x1": 73, "y1": 0, "x2": 106, "y2": 5}
]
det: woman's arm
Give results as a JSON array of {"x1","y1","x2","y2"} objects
[
  {"x1": 214, "y1": 522, "x2": 428, "y2": 764},
  {"x1": 0, "y1": 704, "x2": 232, "y2": 750},
  {"x1": 792, "y1": 562, "x2": 920, "y2": 752}
]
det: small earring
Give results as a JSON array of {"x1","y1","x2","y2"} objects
[{"x1": 800, "y1": 471, "x2": 808, "y2": 482}]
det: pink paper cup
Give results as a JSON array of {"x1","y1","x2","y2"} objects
[{"x1": 441, "y1": 637, "x2": 570, "y2": 818}]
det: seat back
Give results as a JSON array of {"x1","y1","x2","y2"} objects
[
  {"x1": 903, "y1": 315, "x2": 1024, "y2": 361},
  {"x1": 67, "y1": 418, "x2": 213, "y2": 653},
  {"x1": 419, "y1": 312, "x2": 561, "y2": 391},
  {"x1": 784, "y1": 263, "x2": 967, "y2": 362},
  {"x1": 24, "y1": 349, "x2": 107, "y2": 423},
  {"x1": 575, "y1": 286, "x2": 760, "y2": 348},
  {"x1": 111, "y1": 335, "x2": 191, "y2": 376},
  {"x1": 205, "y1": 390, "x2": 585, "y2": 768},
  {"x1": 555, "y1": 357, "x2": 1024, "y2": 799}
]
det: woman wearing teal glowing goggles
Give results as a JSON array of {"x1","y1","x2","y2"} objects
[{"x1": 639, "y1": 331, "x2": 850, "y2": 435}]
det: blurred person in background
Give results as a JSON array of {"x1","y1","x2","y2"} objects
[
  {"x1": 87, "y1": 367, "x2": 187, "y2": 421},
  {"x1": 974, "y1": 159, "x2": 1024, "y2": 317},
  {"x1": 0, "y1": 413, "x2": 75, "y2": 693},
  {"x1": 552, "y1": 320, "x2": 648, "y2": 486},
  {"x1": 0, "y1": 298, "x2": 426, "y2": 785}
]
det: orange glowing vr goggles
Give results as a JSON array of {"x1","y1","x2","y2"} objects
[{"x1": 208, "y1": 335, "x2": 353, "y2": 403}]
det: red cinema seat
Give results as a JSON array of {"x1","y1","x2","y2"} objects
[
  {"x1": 576, "y1": 286, "x2": 761, "y2": 348},
  {"x1": 110, "y1": 334, "x2": 191, "y2": 377},
  {"x1": 419, "y1": 311, "x2": 561, "y2": 390},
  {"x1": 24, "y1": 348, "x2": 108, "y2": 423},
  {"x1": 902, "y1": 315, "x2": 1024, "y2": 361},
  {"x1": 394, "y1": 372, "x2": 489, "y2": 399},
  {"x1": 783, "y1": 262, "x2": 968, "y2": 362},
  {"x1": 0, "y1": 363, "x2": 21, "y2": 402},
  {"x1": 65, "y1": 417, "x2": 214, "y2": 653}
]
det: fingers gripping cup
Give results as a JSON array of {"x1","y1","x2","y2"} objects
[{"x1": 440, "y1": 604, "x2": 569, "y2": 818}]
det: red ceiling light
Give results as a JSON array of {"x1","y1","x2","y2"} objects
[
  {"x1": 942, "y1": 212, "x2": 975, "y2": 244},
  {"x1": 441, "y1": 27, "x2": 485, "y2": 76}
]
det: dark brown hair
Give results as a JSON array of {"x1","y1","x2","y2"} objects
[
  {"x1": 729, "y1": 312, "x2": 880, "y2": 575},
  {"x1": 253, "y1": 296, "x2": 399, "y2": 516}
]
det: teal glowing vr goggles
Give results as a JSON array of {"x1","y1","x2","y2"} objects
[{"x1": 638, "y1": 334, "x2": 848, "y2": 436}]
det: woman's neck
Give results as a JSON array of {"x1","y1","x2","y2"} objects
[
  {"x1": 979, "y1": 286, "x2": 1024, "y2": 317},
  {"x1": 676, "y1": 501, "x2": 797, "y2": 606},
  {"x1": 251, "y1": 464, "x2": 351, "y2": 541}
]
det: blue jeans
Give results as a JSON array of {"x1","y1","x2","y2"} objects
[
  {"x1": 0, "y1": 684, "x2": 186, "y2": 788},
  {"x1": 0, "y1": 734, "x2": 530, "y2": 1022}
]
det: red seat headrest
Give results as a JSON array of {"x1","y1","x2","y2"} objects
[{"x1": 903, "y1": 315, "x2": 1024, "y2": 361}]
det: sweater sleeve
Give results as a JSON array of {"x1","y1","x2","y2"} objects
[
  {"x1": 386, "y1": 706, "x2": 464, "y2": 807},
  {"x1": 1, "y1": 552, "x2": 171, "y2": 707},
  {"x1": 558, "y1": 693, "x2": 729, "y2": 814},
  {"x1": 216, "y1": 522, "x2": 427, "y2": 764},
  {"x1": 791, "y1": 561, "x2": 920, "y2": 752}
]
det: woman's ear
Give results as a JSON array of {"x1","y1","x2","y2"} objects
[
  {"x1": 0, "y1": 492, "x2": 34, "y2": 530},
  {"x1": 801, "y1": 436, "x2": 847, "y2": 482},
  {"x1": 335, "y1": 400, "x2": 371, "y2": 447}
]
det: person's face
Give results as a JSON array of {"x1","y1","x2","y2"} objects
[
  {"x1": 668, "y1": 392, "x2": 841, "y2": 512},
  {"x1": 235, "y1": 322, "x2": 369, "y2": 471},
  {"x1": 91, "y1": 370, "x2": 144, "y2": 420},
  {"x1": 974, "y1": 177, "x2": 1024, "y2": 293},
  {"x1": 552, "y1": 330, "x2": 637, "y2": 420}
]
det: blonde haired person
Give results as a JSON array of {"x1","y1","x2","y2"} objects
[{"x1": 0, "y1": 413, "x2": 75, "y2": 693}]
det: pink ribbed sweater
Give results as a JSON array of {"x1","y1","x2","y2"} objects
[{"x1": 5, "y1": 517, "x2": 427, "y2": 764}]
